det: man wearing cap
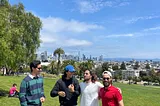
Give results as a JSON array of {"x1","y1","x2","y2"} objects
[
  {"x1": 50, "y1": 65, "x2": 80, "y2": 106},
  {"x1": 99, "y1": 71, "x2": 124, "y2": 106}
]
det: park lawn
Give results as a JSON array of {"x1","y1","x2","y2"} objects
[{"x1": 0, "y1": 76, "x2": 160, "y2": 106}]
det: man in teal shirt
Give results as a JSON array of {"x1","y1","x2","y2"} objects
[{"x1": 19, "y1": 60, "x2": 45, "y2": 106}]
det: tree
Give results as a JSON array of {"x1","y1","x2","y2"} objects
[
  {"x1": 0, "y1": 0, "x2": 42, "y2": 72},
  {"x1": 113, "y1": 70, "x2": 122, "y2": 80},
  {"x1": 127, "y1": 76, "x2": 132, "y2": 85},
  {"x1": 112, "y1": 64, "x2": 119, "y2": 70},
  {"x1": 142, "y1": 76, "x2": 152, "y2": 85},
  {"x1": 120, "y1": 62, "x2": 126, "y2": 70},
  {"x1": 102, "y1": 62, "x2": 109, "y2": 71},
  {"x1": 134, "y1": 61, "x2": 140, "y2": 69},
  {"x1": 145, "y1": 63, "x2": 150, "y2": 69},
  {"x1": 139, "y1": 71, "x2": 147, "y2": 78},
  {"x1": 93, "y1": 66, "x2": 102, "y2": 78},
  {"x1": 48, "y1": 60, "x2": 57, "y2": 74},
  {"x1": 53, "y1": 48, "x2": 65, "y2": 75},
  {"x1": 149, "y1": 68, "x2": 156, "y2": 82},
  {"x1": 132, "y1": 77, "x2": 140, "y2": 84}
]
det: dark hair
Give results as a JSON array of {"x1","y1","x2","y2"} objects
[
  {"x1": 13, "y1": 83, "x2": 17, "y2": 87},
  {"x1": 91, "y1": 72, "x2": 98, "y2": 83},
  {"x1": 30, "y1": 60, "x2": 41, "y2": 72},
  {"x1": 63, "y1": 70, "x2": 68, "y2": 78}
]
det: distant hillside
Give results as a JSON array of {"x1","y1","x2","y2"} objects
[{"x1": 103, "y1": 58, "x2": 160, "y2": 62}]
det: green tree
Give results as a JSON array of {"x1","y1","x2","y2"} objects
[
  {"x1": 113, "y1": 70, "x2": 122, "y2": 80},
  {"x1": 132, "y1": 77, "x2": 140, "y2": 84},
  {"x1": 120, "y1": 62, "x2": 126, "y2": 70},
  {"x1": 102, "y1": 62, "x2": 109, "y2": 71},
  {"x1": 0, "y1": 0, "x2": 42, "y2": 72},
  {"x1": 112, "y1": 64, "x2": 119, "y2": 70},
  {"x1": 48, "y1": 60, "x2": 57, "y2": 74},
  {"x1": 145, "y1": 63, "x2": 150, "y2": 69},
  {"x1": 142, "y1": 76, "x2": 152, "y2": 85},
  {"x1": 93, "y1": 66, "x2": 102, "y2": 78},
  {"x1": 134, "y1": 61, "x2": 140, "y2": 69},
  {"x1": 53, "y1": 48, "x2": 65, "y2": 75},
  {"x1": 127, "y1": 76, "x2": 132, "y2": 85},
  {"x1": 139, "y1": 71, "x2": 147, "y2": 78}
]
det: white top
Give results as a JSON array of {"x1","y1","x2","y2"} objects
[{"x1": 80, "y1": 81, "x2": 103, "y2": 106}]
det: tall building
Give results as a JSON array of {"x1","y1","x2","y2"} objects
[
  {"x1": 82, "y1": 54, "x2": 86, "y2": 61},
  {"x1": 41, "y1": 51, "x2": 48, "y2": 62},
  {"x1": 99, "y1": 55, "x2": 103, "y2": 61}
]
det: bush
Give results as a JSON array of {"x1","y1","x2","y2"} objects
[{"x1": 40, "y1": 72, "x2": 57, "y2": 78}]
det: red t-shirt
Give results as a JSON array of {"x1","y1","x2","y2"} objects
[
  {"x1": 9, "y1": 87, "x2": 16, "y2": 95},
  {"x1": 99, "y1": 85, "x2": 122, "y2": 106}
]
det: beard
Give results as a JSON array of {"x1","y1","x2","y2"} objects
[
  {"x1": 84, "y1": 78, "x2": 90, "y2": 82},
  {"x1": 103, "y1": 81, "x2": 111, "y2": 87}
]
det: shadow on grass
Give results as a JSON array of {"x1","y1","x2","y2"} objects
[{"x1": 0, "y1": 89, "x2": 9, "y2": 98}]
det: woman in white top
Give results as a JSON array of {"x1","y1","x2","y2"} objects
[{"x1": 80, "y1": 70, "x2": 103, "y2": 106}]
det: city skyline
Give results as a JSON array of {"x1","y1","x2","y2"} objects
[{"x1": 10, "y1": 0, "x2": 160, "y2": 58}]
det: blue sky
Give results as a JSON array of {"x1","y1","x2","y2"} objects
[{"x1": 9, "y1": 0, "x2": 160, "y2": 58}]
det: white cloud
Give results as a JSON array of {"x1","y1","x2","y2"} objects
[
  {"x1": 39, "y1": 16, "x2": 95, "y2": 50},
  {"x1": 41, "y1": 17, "x2": 103, "y2": 33},
  {"x1": 106, "y1": 33, "x2": 134, "y2": 38},
  {"x1": 118, "y1": 2, "x2": 130, "y2": 6},
  {"x1": 125, "y1": 15, "x2": 160, "y2": 24},
  {"x1": 40, "y1": 32, "x2": 57, "y2": 43},
  {"x1": 143, "y1": 26, "x2": 160, "y2": 31},
  {"x1": 77, "y1": 0, "x2": 130, "y2": 13},
  {"x1": 64, "y1": 39, "x2": 92, "y2": 46}
]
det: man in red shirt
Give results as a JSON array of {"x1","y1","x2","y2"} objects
[{"x1": 99, "y1": 71, "x2": 124, "y2": 106}]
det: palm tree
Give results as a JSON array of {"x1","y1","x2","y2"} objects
[
  {"x1": 48, "y1": 60, "x2": 56, "y2": 74},
  {"x1": 53, "y1": 48, "x2": 65, "y2": 75}
]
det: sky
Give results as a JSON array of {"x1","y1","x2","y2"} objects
[{"x1": 9, "y1": 0, "x2": 160, "y2": 59}]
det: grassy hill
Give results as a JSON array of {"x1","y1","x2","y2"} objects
[{"x1": 0, "y1": 76, "x2": 160, "y2": 106}]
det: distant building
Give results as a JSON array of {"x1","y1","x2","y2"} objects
[
  {"x1": 99, "y1": 55, "x2": 103, "y2": 61},
  {"x1": 82, "y1": 54, "x2": 86, "y2": 61},
  {"x1": 41, "y1": 51, "x2": 48, "y2": 62}
]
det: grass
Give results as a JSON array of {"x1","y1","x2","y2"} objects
[{"x1": 0, "y1": 76, "x2": 160, "y2": 106}]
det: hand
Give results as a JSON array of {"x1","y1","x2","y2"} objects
[
  {"x1": 68, "y1": 84, "x2": 74, "y2": 92},
  {"x1": 40, "y1": 97, "x2": 45, "y2": 103},
  {"x1": 58, "y1": 91, "x2": 66, "y2": 97}
]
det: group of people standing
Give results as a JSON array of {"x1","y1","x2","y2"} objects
[{"x1": 17, "y1": 60, "x2": 124, "y2": 106}]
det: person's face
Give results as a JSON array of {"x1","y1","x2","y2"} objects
[
  {"x1": 103, "y1": 74, "x2": 112, "y2": 87},
  {"x1": 66, "y1": 71, "x2": 74, "y2": 79},
  {"x1": 33, "y1": 64, "x2": 42, "y2": 75},
  {"x1": 84, "y1": 70, "x2": 92, "y2": 81}
]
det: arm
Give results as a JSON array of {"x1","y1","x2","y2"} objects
[
  {"x1": 97, "y1": 82, "x2": 103, "y2": 99},
  {"x1": 50, "y1": 81, "x2": 60, "y2": 97},
  {"x1": 115, "y1": 89, "x2": 124, "y2": 106},
  {"x1": 41, "y1": 78, "x2": 45, "y2": 98},
  {"x1": 98, "y1": 88, "x2": 102, "y2": 100},
  {"x1": 119, "y1": 100, "x2": 124, "y2": 106},
  {"x1": 97, "y1": 81, "x2": 104, "y2": 88},
  {"x1": 19, "y1": 80, "x2": 27, "y2": 106},
  {"x1": 16, "y1": 89, "x2": 19, "y2": 92},
  {"x1": 72, "y1": 79, "x2": 80, "y2": 96}
]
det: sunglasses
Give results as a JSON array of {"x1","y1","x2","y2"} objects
[{"x1": 103, "y1": 77, "x2": 110, "y2": 81}]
